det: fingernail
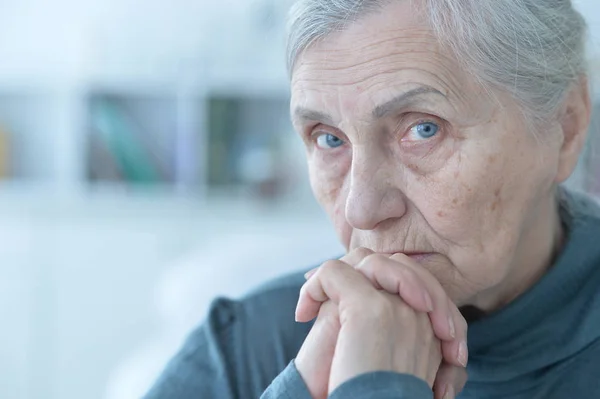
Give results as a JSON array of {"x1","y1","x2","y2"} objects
[
  {"x1": 458, "y1": 341, "x2": 469, "y2": 367},
  {"x1": 304, "y1": 268, "x2": 318, "y2": 280},
  {"x1": 294, "y1": 301, "x2": 302, "y2": 322},
  {"x1": 423, "y1": 291, "x2": 434, "y2": 312},
  {"x1": 448, "y1": 315, "x2": 456, "y2": 339},
  {"x1": 443, "y1": 385, "x2": 455, "y2": 399}
]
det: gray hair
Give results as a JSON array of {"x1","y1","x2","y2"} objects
[{"x1": 286, "y1": 0, "x2": 589, "y2": 128}]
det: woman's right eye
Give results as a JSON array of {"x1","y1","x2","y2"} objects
[{"x1": 315, "y1": 133, "x2": 345, "y2": 149}]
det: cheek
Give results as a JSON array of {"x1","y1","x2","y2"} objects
[
  {"x1": 417, "y1": 137, "x2": 555, "y2": 285},
  {"x1": 426, "y1": 155, "x2": 514, "y2": 242},
  {"x1": 409, "y1": 142, "x2": 514, "y2": 253},
  {"x1": 308, "y1": 154, "x2": 353, "y2": 246},
  {"x1": 408, "y1": 158, "x2": 516, "y2": 296}
]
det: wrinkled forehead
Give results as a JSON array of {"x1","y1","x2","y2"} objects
[{"x1": 289, "y1": 2, "x2": 494, "y2": 126}]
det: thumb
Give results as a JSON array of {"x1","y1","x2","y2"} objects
[
  {"x1": 295, "y1": 301, "x2": 340, "y2": 399},
  {"x1": 433, "y1": 362, "x2": 468, "y2": 399}
]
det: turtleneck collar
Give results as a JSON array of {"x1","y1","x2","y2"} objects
[{"x1": 465, "y1": 189, "x2": 600, "y2": 383}]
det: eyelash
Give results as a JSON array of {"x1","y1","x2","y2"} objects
[
  {"x1": 402, "y1": 113, "x2": 442, "y2": 130},
  {"x1": 309, "y1": 126, "x2": 346, "y2": 146},
  {"x1": 307, "y1": 114, "x2": 446, "y2": 148}
]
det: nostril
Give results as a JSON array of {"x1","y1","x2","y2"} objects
[
  {"x1": 345, "y1": 186, "x2": 407, "y2": 231},
  {"x1": 345, "y1": 198, "x2": 379, "y2": 231}
]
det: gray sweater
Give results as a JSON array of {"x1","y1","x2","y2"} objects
[{"x1": 145, "y1": 190, "x2": 600, "y2": 398}]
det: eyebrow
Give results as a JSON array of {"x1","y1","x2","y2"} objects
[
  {"x1": 293, "y1": 108, "x2": 336, "y2": 126},
  {"x1": 292, "y1": 86, "x2": 446, "y2": 126},
  {"x1": 372, "y1": 86, "x2": 446, "y2": 119}
]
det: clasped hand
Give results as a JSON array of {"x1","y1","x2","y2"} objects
[{"x1": 294, "y1": 249, "x2": 468, "y2": 399}]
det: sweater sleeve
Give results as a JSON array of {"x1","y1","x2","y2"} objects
[
  {"x1": 330, "y1": 372, "x2": 433, "y2": 399},
  {"x1": 260, "y1": 361, "x2": 312, "y2": 399},
  {"x1": 261, "y1": 361, "x2": 432, "y2": 399}
]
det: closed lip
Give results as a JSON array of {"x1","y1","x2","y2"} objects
[
  {"x1": 380, "y1": 252, "x2": 435, "y2": 261},
  {"x1": 379, "y1": 251, "x2": 433, "y2": 256},
  {"x1": 406, "y1": 253, "x2": 434, "y2": 261}
]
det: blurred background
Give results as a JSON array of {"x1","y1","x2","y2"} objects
[{"x1": 0, "y1": 1, "x2": 598, "y2": 398}]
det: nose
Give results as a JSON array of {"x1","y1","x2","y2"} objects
[{"x1": 344, "y1": 150, "x2": 407, "y2": 231}]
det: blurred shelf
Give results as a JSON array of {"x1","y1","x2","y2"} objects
[{"x1": 0, "y1": 78, "x2": 299, "y2": 201}]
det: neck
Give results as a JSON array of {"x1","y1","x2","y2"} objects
[{"x1": 470, "y1": 192, "x2": 565, "y2": 313}]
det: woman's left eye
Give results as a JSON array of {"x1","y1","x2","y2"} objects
[{"x1": 407, "y1": 122, "x2": 440, "y2": 141}]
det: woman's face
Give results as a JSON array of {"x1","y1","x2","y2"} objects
[{"x1": 290, "y1": 2, "x2": 577, "y2": 307}]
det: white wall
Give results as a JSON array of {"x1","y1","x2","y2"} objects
[
  {"x1": 574, "y1": 0, "x2": 600, "y2": 57},
  {"x1": 0, "y1": 0, "x2": 292, "y2": 84},
  {"x1": 0, "y1": 0, "x2": 596, "y2": 85}
]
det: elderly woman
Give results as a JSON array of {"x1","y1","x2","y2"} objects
[{"x1": 146, "y1": 0, "x2": 599, "y2": 398}]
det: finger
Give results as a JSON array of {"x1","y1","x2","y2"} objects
[
  {"x1": 295, "y1": 301, "x2": 340, "y2": 399},
  {"x1": 432, "y1": 363, "x2": 468, "y2": 399},
  {"x1": 348, "y1": 251, "x2": 468, "y2": 363},
  {"x1": 380, "y1": 254, "x2": 468, "y2": 367},
  {"x1": 389, "y1": 254, "x2": 467, "y2": 346},
  {"x1": 303, "y1": 248, "x2": 374, "y2": 281},
  {"x1": 442, "y1": 303, "x2": 469, "y2": 367},
  {"x1": 359, "y1": 253, "x2": 456, "y2": 342},
  {"x1": 340, "y1": 247, "x2": 375, "y2": 266},
  {"x1": 355, "y1": 254, "x2": 434, "y2": 313},
  {"x1": 295, "y1": 260, "x2": 376, "y2": 322}
]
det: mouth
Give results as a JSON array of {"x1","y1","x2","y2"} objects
[
  {"x1": 378, "y1": 251, "x2": 435, "y2": 262},
  {"x1": 405, "y1": 253, "x2": 435, "y2": 262}
]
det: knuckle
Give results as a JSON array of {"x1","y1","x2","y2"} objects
[
  {"x1": 352, "y1": 247, "x2": 374, "y2": 259},
  {"x1": 424, "y1": 282, "x2": 446, "y2": 305},
  {"x1": 320, "y1": 259, "x2": 344, "y2": 274},
  {"x1": 386, "y1": 256, "x2": 426, "y2": 288},
  {"x1": 358, "y1": 253, "x2": 388, "y2": 271},
  {"x1": 397, "y1": 264, "x2": 418, "y2": 284}
]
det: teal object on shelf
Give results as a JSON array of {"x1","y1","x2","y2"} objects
[{"x1": 91, "y1": 99, "x2": 161, "y2": 183}]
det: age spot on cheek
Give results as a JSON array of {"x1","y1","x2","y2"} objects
[
  {"x1": 490, "y1": 188, "x2": 501, "y2": 211},
  {"x1": 407, "y1": 163, "x2": 421, "y2": 173}
]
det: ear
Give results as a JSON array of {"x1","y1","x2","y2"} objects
[{"x1": 555, "y1": 76, "x2": 592, "y2": 184}]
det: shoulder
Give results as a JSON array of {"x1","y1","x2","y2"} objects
[
  {"x1": 206, "y1": 268, "x2": 316, "y2": 396},
  {"x1": 145, "y1": 267, "x2": 318, "y2": 399},
  {"x1": 244, "y1": 267, "x2": 311, "y2": 308},
  {"x1": 207, "y1": 267, "x2": 312, "y2": 342}
]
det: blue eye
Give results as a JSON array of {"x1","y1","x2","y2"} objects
[
  {"x1": 316, "y1": 133, "x2": 344, "y2": 149},
  {"x1": 411, "y1": 122, "x2": 439, "y2": 140}
]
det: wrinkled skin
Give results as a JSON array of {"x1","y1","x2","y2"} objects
[
  {"x1": 290, "y1": 1, "x2": 591, "y2": 311},
  {"x1": 290, "y1": 1, "x2": 590, "y2": 397}
]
